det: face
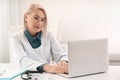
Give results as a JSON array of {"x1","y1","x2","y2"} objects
[{"x1": 25, "y1": 9, "x2": 46, "y2": 36}]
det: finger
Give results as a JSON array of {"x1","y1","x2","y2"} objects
[
  {"x1": 61, "y1": 62, "x2": 68, "y2": 70},
  {"x1": 56, "y1": 62, "x2": 68, "y2": 74},
  {"x1": 64, "y1": 64, "x2": 68, "y2": 73},
  {"x1": 58, "y1": 64, "x2": 68, "y2": 74},
  {"x1": 58, "y1": 61, "x2": 67, "y2": 68},
  {"x1": 64, "y1": 67, "x2": 68, "y2": 73},
  {"x1": 51, "y1": 63, "x2": 68, "y2": 74},
  {"x1": 55, "y1": 68, "x2": 65, "y2": 74}
]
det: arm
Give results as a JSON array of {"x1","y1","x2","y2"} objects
[
  {"x1": 42, "y1": 32, "x2": 68, "y2": 74},
  {"x1": 11, "y1": 35, "x2": 44, "y2": 71},
  {"x1": 49, "y1": 32, "x2": 68, "y2": 62}
]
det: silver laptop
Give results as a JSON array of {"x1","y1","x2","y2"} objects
[{"x1": 58, "y1": 39, "x2": 108, "y2": 78}]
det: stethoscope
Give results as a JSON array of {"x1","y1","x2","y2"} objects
[{"x1": 21, "y1": 70, "x2": 40, "y2": 80}]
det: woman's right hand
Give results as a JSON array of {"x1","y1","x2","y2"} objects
[{"x1": 43, "y1": 63, "x2": 65, "y2": 74}]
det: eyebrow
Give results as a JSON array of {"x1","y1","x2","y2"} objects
[{"x1": 35, "y1": 15, "x2": 46, "y2": 19}]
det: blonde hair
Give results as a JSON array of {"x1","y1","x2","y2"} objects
[{"x1": 24, "y1": 4, "x2": 47, "y2": 36}]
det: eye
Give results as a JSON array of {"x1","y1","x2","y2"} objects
[
  {"x1": 34, "y1": 17, "x2": 39, "y2": 20},
  {"x1": 41, "y1": 18, "x2": 46, "y2": 22}
]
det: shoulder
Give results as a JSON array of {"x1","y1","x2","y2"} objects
[{"x1": 12, "y1": 29, "x2": 24, "y2": 39}]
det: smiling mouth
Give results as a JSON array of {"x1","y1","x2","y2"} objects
[{"x1": 35, "y1": 26, "x2": 41, "y2": 29}]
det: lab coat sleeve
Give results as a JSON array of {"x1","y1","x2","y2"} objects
[
  {"x1": 11, "y1": 35, "x2": 44, "y2": 70},
  {"x1": 49, "y1": 32, "x2": 68, "y2": 62}
]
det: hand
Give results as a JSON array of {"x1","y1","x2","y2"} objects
[
  {"x1": 43, "y1": 63, "x2": 65, "y2": 74},
  {"x1": 57, "y1": 60, "x2": 68, "y2": 74}
]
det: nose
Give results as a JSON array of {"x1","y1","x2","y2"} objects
[
  {"x1": 36, "y1": 21, "x2": 43, "y2": 27},
  {"x1": 36, "y1": 22, "x2": 42, "y2": 26},
  {"x1": 37, "y1": 20, "x2": 45, "y2": 25}
]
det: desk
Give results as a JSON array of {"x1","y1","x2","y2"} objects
[{"x1": 0, "y1": 63, "x2": 120, "y2": 80}]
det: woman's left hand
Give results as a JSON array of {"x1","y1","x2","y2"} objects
[{"x1": 57, "y1": 60, "x2": 68, "y2": 74}]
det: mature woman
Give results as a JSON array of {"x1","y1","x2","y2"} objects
[{"x1": 12, "y1": 4, "x2": 68, "y2": 74}]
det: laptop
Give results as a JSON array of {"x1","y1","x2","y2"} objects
[{"x1": 58, "y1": 39, "x2": 108, "y2": 78}]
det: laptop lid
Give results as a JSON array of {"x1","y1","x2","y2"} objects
[{"x1": 67, "y1": 39, "x2": 108, "y2": 78}]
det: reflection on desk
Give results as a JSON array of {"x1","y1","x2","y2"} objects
[
  {"x1": 0, "y1": 63, "x2": 26, "y2": 80},
  {"x1": 1, "y1": 63, "x2": 120, "y2": 80}
]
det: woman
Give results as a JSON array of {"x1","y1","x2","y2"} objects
[{"x1": 12, "y1": 4, "x2": 68, "y2": 74}]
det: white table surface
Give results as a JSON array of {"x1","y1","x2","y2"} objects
[{"x1": 0, "y1": 63, "x2": 120, "y2": 80}]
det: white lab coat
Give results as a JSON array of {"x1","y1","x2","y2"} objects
[{"x1": 11, "y1": 29, "x2": 68, "y2": 70}]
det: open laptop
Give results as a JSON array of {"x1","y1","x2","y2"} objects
[{"x1": 58, "y1": 39, "x2": 108, "y2": 78}]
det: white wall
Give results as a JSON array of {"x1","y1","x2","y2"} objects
[
  {"x1": 10, "y1": 0, "x2": 20, "y2": 26},
  {"x1": 0, "y1": 0, "x2": 10, "y2": 62},
  {"x1": 57, "y1": 2, "x2": 120, "y2": 54}
]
